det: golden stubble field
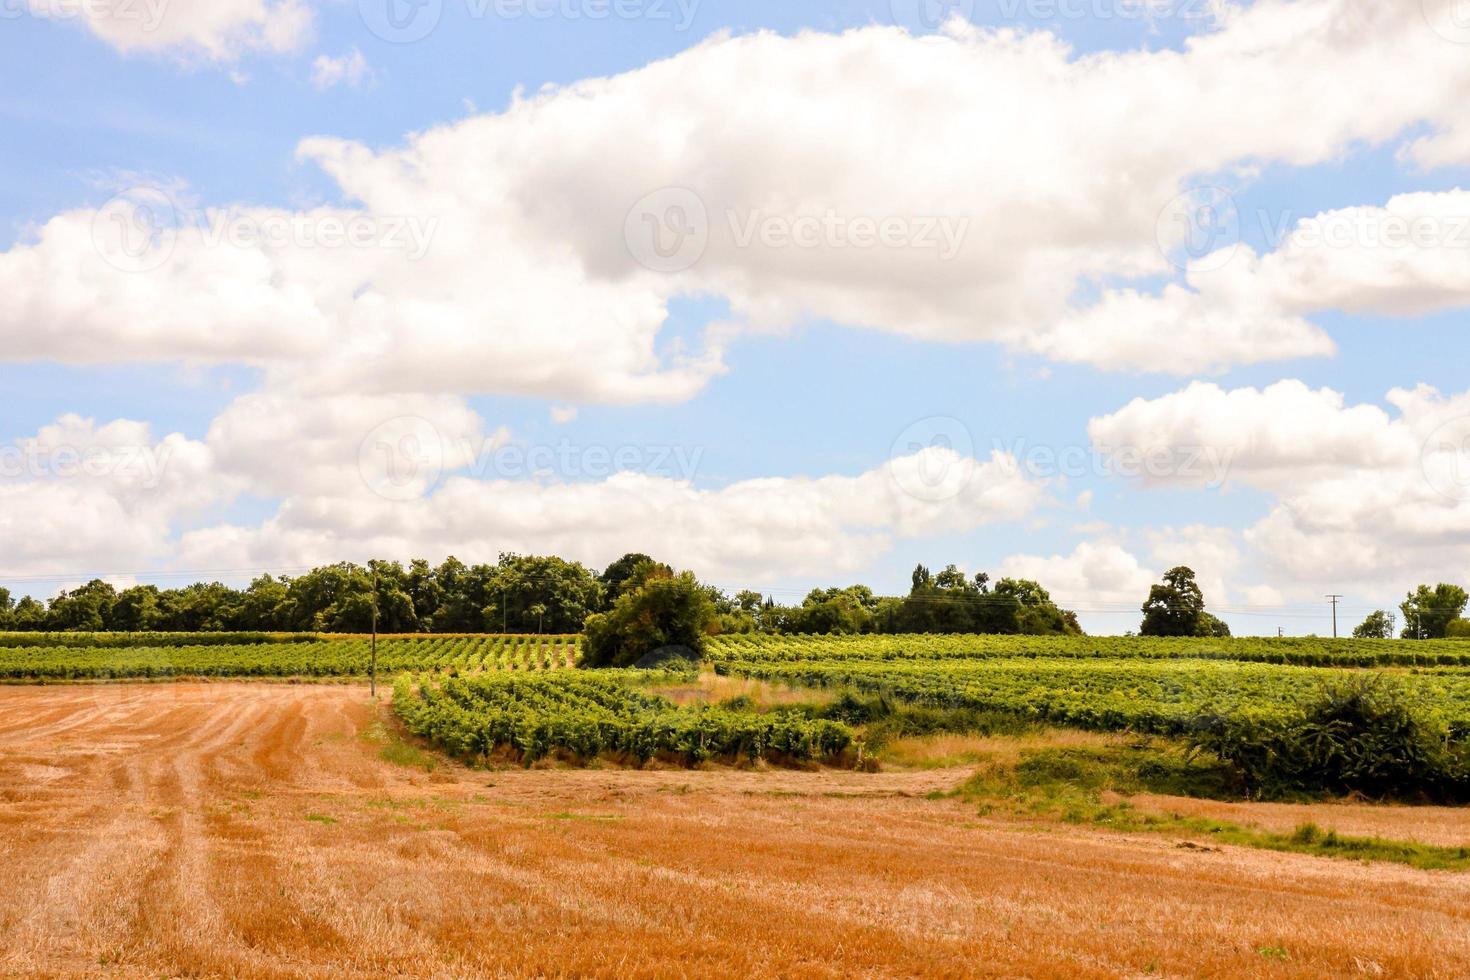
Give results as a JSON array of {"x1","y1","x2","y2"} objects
[{"x1": 1, "y1": 683, "x2": 1468, "y2": 979}]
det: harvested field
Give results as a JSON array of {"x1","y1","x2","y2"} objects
[{"x1": 1, "y1": 684, "x2": 1468, "y2": 978}]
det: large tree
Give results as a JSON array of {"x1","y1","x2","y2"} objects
[
  {"x1": 1139, "y1": 566, "x2": 1208, "y2": 637},
  {"x1": 581, "y1": 568, "x2": 718, "y2": 668},
  {"x1": 1400, "y1": 584, "x2": 1469, "y2": 639}
]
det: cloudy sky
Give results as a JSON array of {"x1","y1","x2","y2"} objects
[{"x1": 2, "y1": 0, "x2": 1469, "y2": 633}]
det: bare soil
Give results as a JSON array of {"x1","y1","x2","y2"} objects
[{"x1": 1, "y1": 683, "x2": 1468, "y2": 978}]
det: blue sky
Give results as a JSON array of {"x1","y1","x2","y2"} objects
[{"x1": 3, "y1": 0, "x2": 1469, "y2": 634}]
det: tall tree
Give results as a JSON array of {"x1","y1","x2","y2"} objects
[
  {"x1": 1352, "y1": 609, "x2": 1397, "y2": 639},
  {"x1": 1400, "y1": 584, "x2": 1469, "y2": 639},
  {"x1": 1139, "y1": 566, "x2": 1207, "y2": 637}
]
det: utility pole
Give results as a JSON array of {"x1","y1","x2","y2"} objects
[
  {"x1": 1325, "y1": 594, "x2": 1342, "y2": 638},
  {"x1": 370, "y1": 567, "x2": 379, "y2": 698},
  {"x1": 1277, "y1": 626, "x2": 1283, "y2": 638}
]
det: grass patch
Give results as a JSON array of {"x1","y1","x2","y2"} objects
[
  {"x1": 379, "y1": 739, "x2": 438, "y2": 772},
  {"x1": 305, "y1": 813, "x2": 337, "y2": 825},
  {"x1": 362, "y1": 717, "x2": 438, "y2": 772},
  {"x1": 952, "y1": 741, "x2": 1470, "y2": 871}
]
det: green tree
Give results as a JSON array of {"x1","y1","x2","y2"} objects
[
  {"x1": 1352, "y1": 609, "x2": 1396, "y2": 639},
  {"x1": 485, "y1": 554, "x2": 603, "y2": 633},
  {"x1": 581, "y1": 569, "x2": 718, "y2": 668},
  {"x1": 46, "y1": 580, "x2": 118, "y2": 631},
  {"x1": 1139, "y1": 566, "x2": 1207, "y2": 637},
  {"x1": 11, "y1": 596, "x2": 46, "y2": 631},
  {"x1": 599, "y1": 553, "x2": 663, "y2": 605},
  {"x1": 1400, "y1": 584, "x2": 1469, "y2": 639},
  {"x1": 111, "y1": 585, "x2": 163, "y2": 631},
  {"x1": 1195, "y1": 611, "x2": 1231, "y2": 638}
]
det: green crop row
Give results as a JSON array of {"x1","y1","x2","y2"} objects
[
  {"x1": 393, "y1": 671, "x2": 853, "y2": 765},
  {"x1": 0, "y1": 634, "x2": 581, "y2": 679},
  {"x1": 707, "y1": 635, "x2": 1470, "y2": 736},
  {"x1": 707, "y1": 633, "x2": 1470, "y2": 668}
]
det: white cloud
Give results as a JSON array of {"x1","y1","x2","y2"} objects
[
  {"x1": 1088, "y1": 380, "x2": 1470, "y2": 592},
  {"x1": 6, "y1": 2, "x2": 1470, "y2": 395},
  {"x1": 176, "y1": 443, "x2": 1044, "y2": 582},
  {"x1": 311, "y1": 48, "x2": 370, "y2": 90},
  {"x1": 1083, "y1": 189, "x2": 1470, "y2": 348},
  {"x1": 0, "y1": 415, "x2": 225, "y2": 576},
  {"x1": 30, "y1": 0, "x2": 314, "y2": 62},
  {"x1": 1088, "y1": 380, "x2": 1407, "y2": 489},
  {"x1": 998, "y1": 540, "x2": 1156, "y2": 605}
]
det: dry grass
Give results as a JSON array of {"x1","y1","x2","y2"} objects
[
  {"x1": 648, "y1": 671, "x2": 834, "y2": 708},
  {"x1": 1, "y1": 684, "x2": 1469, "y2": 978}
]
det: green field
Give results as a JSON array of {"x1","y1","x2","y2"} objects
[
  {"x1": 9, "y1": 631, "x2": 1470, "y2": 778},
  {"x1": 0, "y1": 633, "x2": 580, "y2": 679},
  {"x1": 706, "y1": 634, "x2": 1470, "y2": 733},
  {"x1": 393, "y1": 670, "x2": 852, "y2": 764}
]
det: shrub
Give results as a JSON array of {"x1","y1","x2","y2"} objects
[
  {"x1": 1190, "y1": 677, "x2": 1468, "y2": 801},
  {"x1": 581, "y1": 570, "x2": 718, "y2": 668}
]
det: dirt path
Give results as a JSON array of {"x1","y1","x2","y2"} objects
[{"x1": 1, "y1": 684, "x2": 1468, "y2": 978}]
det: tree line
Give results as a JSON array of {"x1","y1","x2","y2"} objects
[{"x1": 1, "y1": 552, "x2": 1464, "y2": 654}]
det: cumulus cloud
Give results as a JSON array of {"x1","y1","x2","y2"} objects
[
  {"x1": 1087, "y1": 189, "x2": 1470, "y2": 349},
  {"x1": 998, "y1": 540, "x2": 1157, "y2": 605},
  {"x1": 6, "y1": 1, "x2": 1470, "y2": 398},
  {"x1": 176, "y1": 443, "x2": 1044, "y2": 581},
  {"x1": 0, "y1": 389, "x2": 1047, "y2": 585},
  {"x1": 1088, "y1": 380, "x2": 1470, "y2": 592},
  {"x1": 0, "y1": 415, "x2": 225, "y2": 576}
]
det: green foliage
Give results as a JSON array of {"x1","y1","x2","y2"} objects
[
  {"x1": 1401, "y1": 583, "x2": 1469, "y2": 639},
  {"x1": 953, "y1": 742, "x2": 1470, "y2": 871},
  {"x1": 0, "y1": 554, "x2": 604, "y2": 636},
  {"x1": 1139, "y1": 566, "x2": 1207, "y2": 637},
  {"x1": 598, "y1": 553, "x2": 665, "y2": 604},
  {"x1": 1445, "y1": 618, "x2": 1470, "y2": 639},
  {"x1": 393, "y1": 671, "x2": 852, "y2": 764},
  {"x1": 1188, "y1": 678, "x2": 1469, "y2": 800},
  {"x1": 0, "y1": 633, "x2": 580, "y2": 679},
  {"x1": 1353, "y1": 609, "x2": 1396, "y2": 639},
  {"x1": 581, "y1": 569, "x2": 718, "y2": 668},
  {"x1": 864, "y1": 565, "x2": 1079, "y2": 636},
  {"x1": 708, "y1": 633, "x2": 1470, "y2": 798},
  {"x1": 1195, "y1": 611, "x2": 1231, "y2": 637}
]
